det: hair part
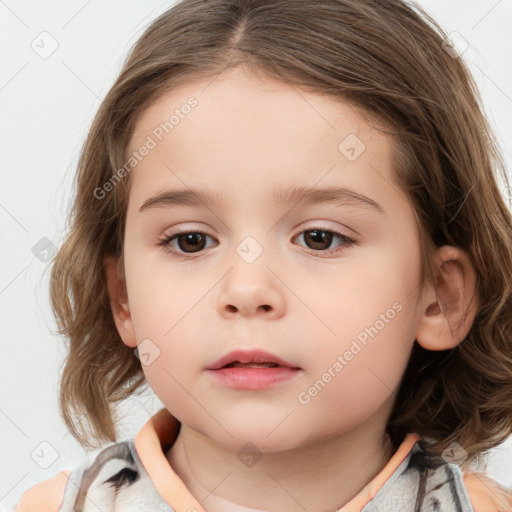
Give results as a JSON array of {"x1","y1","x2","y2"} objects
[{"x1": 47, "y1": 0, "x2": 512, "y2": 472}]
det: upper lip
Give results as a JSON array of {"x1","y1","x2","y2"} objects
[{"x1": 207, "y1": 349, "x2": 301, "y2": 370}]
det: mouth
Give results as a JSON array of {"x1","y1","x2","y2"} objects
[
  {"x1": 207, "y1": 349, "x2": 301, "y2": 371},
  {"x1": 207, "y1": 349, "x2": 302, "y2": 389}
]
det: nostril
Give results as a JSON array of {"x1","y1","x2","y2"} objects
[{"x1": 225, "y1": 304, "x2": 271, "y2": 313}]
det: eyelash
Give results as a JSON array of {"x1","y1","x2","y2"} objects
[{"x1": 157, "y1": 227, "x2": 357, "y2": 259}]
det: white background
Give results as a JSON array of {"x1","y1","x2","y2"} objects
[{"x1": 1, "y1": 0, "x2": 511, "y2": 508}]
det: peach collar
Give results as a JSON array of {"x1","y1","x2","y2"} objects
[{"x1": 134, "y1": 407, "x2": 421, "y2": 512}]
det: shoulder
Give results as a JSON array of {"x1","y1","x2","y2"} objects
[
  {"x1": 463, "y1": 471, "x2": 512, "y2": 512},
  {"x1": 15, "y1": 470, "x2": 71, "y2": 512},
  {"x1": 15, "y1": 440, "x2": 140, "y2": 512}
]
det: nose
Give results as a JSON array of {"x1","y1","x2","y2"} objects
[{"x1": 217, "y1": 265, "x2": 285, "y2": 319}]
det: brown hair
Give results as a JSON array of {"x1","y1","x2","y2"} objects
[{"x1": 47, "y1": 0, "x2": 512, "y2": 473}]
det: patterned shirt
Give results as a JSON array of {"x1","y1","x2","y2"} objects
[{"x1": 14, "y1": 408, "x2": 512, "y2": 511}]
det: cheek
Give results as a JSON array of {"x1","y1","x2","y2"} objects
[
  {"x1": 293, "y1": 304, "x2": 415, "y2": 440},
  {"x1": 126, "y1": 249, "x2": 201, "y2": 340},
  {"x1": 297, "y1": 249, "x2": 420, "y2": 396},
  {"x1": 297, "y1": 245, "x2": 418, "y2": 342},
  {"x1": 133, "y1": 316, "x2": 205, "y2": 417},
  {"x1": 124, "y1": 257, "x2": 208, "y2": 386}
]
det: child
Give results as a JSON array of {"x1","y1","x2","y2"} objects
[{"x1": 14, "y1": 0, "x2": 512, "y2": 510}]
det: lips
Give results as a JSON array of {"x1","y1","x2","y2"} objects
[{"x1": 207, "y1": 349, "x2": 301, "y2": 370}]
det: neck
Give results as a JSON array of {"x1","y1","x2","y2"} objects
[{"x1": 166, "y1": 404, "x2": 396, "y2": 512}]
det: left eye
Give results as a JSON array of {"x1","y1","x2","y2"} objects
[
  {"x1": 295, "y1": 229, "x2": 355, "y2": 255},
  {"x1": 157, "y1": 228, "x2": 356, "y2": 258}
]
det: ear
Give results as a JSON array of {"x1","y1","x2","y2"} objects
[
  {"x1": 104, "y1": 254, "x2": 137, "y2": 348},
  {"x1": 416, "y1": 245, "x2": 479, "y2": 351}
]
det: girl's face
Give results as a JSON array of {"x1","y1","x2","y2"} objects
[{"x1": 116, "y1": 67, "x2": 430, "y2": 451}]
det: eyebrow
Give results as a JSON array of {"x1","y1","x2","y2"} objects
[{"x1": 138, "y1": 185, "x2": 386, "y2": 215}]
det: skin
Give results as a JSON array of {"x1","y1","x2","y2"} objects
[{"x1": 104, "y1": 66, "x2": 479, "y2": 512}]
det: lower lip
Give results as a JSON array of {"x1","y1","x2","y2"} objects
[{"x1": 208, "y1": 366, "x2": 301, "y2": 389}]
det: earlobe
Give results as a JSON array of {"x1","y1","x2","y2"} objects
[
  {"x1": 104, "y1": 254, "x2": 138, "y2": 348},
  {"x1": 415, "y1": 245, "x2": 479, "y2": 351}
]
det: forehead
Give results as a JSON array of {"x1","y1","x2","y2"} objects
[
  {"x1": 129, "y1": 67, "x2": 383, "y2": 152},
  {"x1": 126, "y1": 67, "x2": 403, "y2": 214}
]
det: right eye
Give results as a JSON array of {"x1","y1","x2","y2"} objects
[{"x1": 158, "y1": 229, "x2": 217, "y2": 258}]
